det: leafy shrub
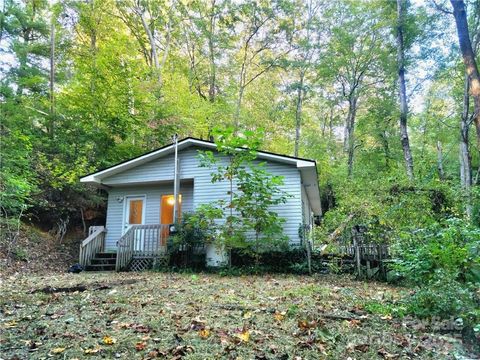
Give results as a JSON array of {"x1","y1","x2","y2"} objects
[
  {"x1": 392, "y1": 218, "x2": 480, "y2": 285},
  {"x1": 169, "y1": 204, "x2": 222, "y2": 249},
  {"x1": 392, "y1": 218, "x2": 480, "y2": 327},
  {"x1": 231, "y1": 248, "x2": 307, "y2": 272},
  {"x1": 167, "y1": 205, "x2": 222, "y2": 268},
  {"x1": 405, "y1": 271, "x2": 478, "y2": 321}
]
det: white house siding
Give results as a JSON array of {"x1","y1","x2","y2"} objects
[
  {"x1": 104, "y1": 183, "x2": 193, "y2": 250},
  {"x1": 102, "y1": 146, "x2": 306, "y2": 248}
]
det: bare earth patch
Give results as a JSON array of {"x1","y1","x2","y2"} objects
[{"x1": 0, "y1": 272, "x2": 468, "y2": 359}]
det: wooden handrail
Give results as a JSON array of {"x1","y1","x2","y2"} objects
[
  {"x1": 116, "y1": 227, "x2": 134, "y2": 271},
  {"x1": 79, "y1": 226, "x2": 106, "y2": 267},
  {"x1": 115, "y1": 224, "x2": 170, "y2": 271}
]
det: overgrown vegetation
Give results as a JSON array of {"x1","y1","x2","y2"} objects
[{"x1": 392, "y1": 219, "x2": 480, "y2": 326}]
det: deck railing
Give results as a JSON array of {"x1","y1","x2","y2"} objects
[
  {"x1": 116, "y1": 224, "x2": 170, "y2": 271},
  {"x1": 79, "y1": 226, "x2": 106, "y2": 267}
]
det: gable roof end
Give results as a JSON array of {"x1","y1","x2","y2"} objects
[{"x1": 80, "y1": 137, "x2": 322, "y2": 215}]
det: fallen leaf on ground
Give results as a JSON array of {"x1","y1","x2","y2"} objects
[
  {"x1": 135, "y1": 342, "x2": 146, "y2": 351},
  {"x1": 84, "y1": 347, "x2": 101, "y2": 354},
  {"x1": 199, "y1": 329, "x2": 210, "y2": 338},
  {"x1": 50, "y1": 347, "x2": 65, "y2": 354},
  {"x1": 103, "y1": 335, "x2": 116, "y2": 345},
  {"x1": 274, "y1": 311, "x2": 285, "y2": 322},
  {"x1": 298, "y1": 319, "x2": 317, "y2": 330},
  {"x1": 354, "y1": 343, "x2": 369, "y2": 352},
  {"x1": 237, "y1": 329, "x2": 250, "y2": 343},
  {"x1": 348, "y1": 319, "x2": 361, "y2": 328},
  {"x1": 378, "y1": 348, "x2": 400, "y2": 359},
  {"x1": 132, "y1": 324, "x2": 151, "y2": 333},
  {"x1": 243, "y1": 311, "x2": 253, "y2": 319},
  {"x1": 171, "y1": 344, "x2": 194, "y2": 356},
  {"x1": 4, "y1": 321, "x2": 17, "y2": 328}
]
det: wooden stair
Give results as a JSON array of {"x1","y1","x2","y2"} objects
[{"x1": 85, "y1": 252, "x2": 117, "y2": 272}]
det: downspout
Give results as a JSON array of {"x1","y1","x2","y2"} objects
[{"x1": 173, "y1": 134, "x2": 179, "y2": 223}]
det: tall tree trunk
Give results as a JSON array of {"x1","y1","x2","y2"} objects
[
  {"x1": 294, "y1": 70, "x2": 305, "y2": 157},
  {"x1": 89, "y1": 1, "x2": 97, "y2": 95},
  {"x1": 321, "y1": 107, "x2": 333, "y2": 138},
  {"x1": 345, "y1": 96, "x2": 358, "y2": 178},
  {"x1": 380, "y1": 130, "x2": 390, "y2": 169},
  {"x1": 436, "y1": 141, "x2": 445, "y2": 180},
  {"x1": 396, "y1": 0, "x2": 414, "y2": 180},
  {"x1": 234, "y1": 46, "x2": 249, "y2": 129},
  {"x1": 234, "y1": 84, "x2": 245, "y2": 129},
  {"x1": 49, "y1": 15, "x2": 55, "y2": 137},
  {"x1": 460, "y1": 72, "x2": 473, "y2": 217},
  {"x1": 329, "y1": 107, "x2": 334, "y2": 138},
  {"x1": 138, "y1": 7, "x2": 162, "y2": 87},
  {"x1": 344, "y1": 96, "x2": 357, "y2": 151},
  {"x1": 451, "y1": 0, "x2": 480, "y2": 148},
  {"x1": 208, "y1": 0, "x2": 217, "y2": 102}
]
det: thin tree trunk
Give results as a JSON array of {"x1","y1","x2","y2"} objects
[
  {"x1": 436, "y1": 141, "x2": 445, "y2": 180},
  {"x1": 460, "y1": 72, "x2": 473, "y2": 217},
  {"x1": 208, "y1": 0, "x2": 217, "y2": 102},
  {"x1": 380, "y1": 130, "x2": 390, "y2": 169},
  {"x1": 80, "y1": 208, "x2": 87, "y2": 237},
  {"x1": 294, "y1": 70, "x2": 305, "y2": 157},
  {"x1": 138, "y1": 7, "x2": 162, "y2": 86},
  {"x1": 345, "y1": 96, "x2": 357, "y2": 178},
  {"x1": 329, "y1": 107, "x2": 334, "y2": 138},
  {"x1": 451, "y1": 0, "x2": 480, "y2": 148},
  {"x1": 234, "y1": 85, "x2": 245, "y2": 129},
  {"x1": 160, "y1": 15, "x2": 172, "y2": 70},
  {"x1": 89, "y1": 4, "x2": 97, "y2": 95},
  {"x1": 321, "y1": 107, "x2": 333, "y2": 137},
  {"x1": 397, "y1": 0, "x2": 414, "y2": 180},
  {"x1": 49, "y1": 15, "x2": 55, "y2": 137}
]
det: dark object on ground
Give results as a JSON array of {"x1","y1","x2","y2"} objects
[
  {"x1": 68, "y1": 263, "x2": 84, "y2": 273},
  {"x1": 32, "y1": 285, "x2": 88, "y2": 294},
  {"x1": 31, "y1": 284, "x2": 109, "y2": 294},
  {"x1": 29, "y1": 279, "x2": 138, "y2": 294}
]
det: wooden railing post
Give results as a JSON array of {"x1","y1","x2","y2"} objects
[{"x1": 79, "y1": 226, "x2": 106, "y2": 268}]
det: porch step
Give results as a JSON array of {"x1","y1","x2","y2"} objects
[
  {"x1": 85, "y1": 252, "x2": 117, "y2": 272},
  {"x1": 95, "y1": 252, "x2": 117, "y2": 259},
  {"x1": 85, "y1": 264, "x2": 116, "y2": 271},
  {"x1": 90, "y1": 257, "x2": 116, "y2": 265}
]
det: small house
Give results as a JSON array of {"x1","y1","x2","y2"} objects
[{"x1": 79, "y1": 137, "x2": 321, "y2": 271}]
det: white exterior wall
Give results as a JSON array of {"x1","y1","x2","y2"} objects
[
  {"x1": 104, "y1": 183, "x2": 193, "y2": 251},
  {"x1": 102, "y1": 146, "x2": 307, "y2": 249}
]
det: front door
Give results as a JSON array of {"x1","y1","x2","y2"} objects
[{"x1": 124, "y1": 196, "x2": 145, "y2": 251}]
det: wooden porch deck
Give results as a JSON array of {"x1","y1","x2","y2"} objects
[{"x1": 79, "y1": 224, "x2": 171, "y2": 272}]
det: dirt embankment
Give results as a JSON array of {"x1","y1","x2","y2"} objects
[{"x1": 0, "y1": 224, "x2": 82, "y2": 278}]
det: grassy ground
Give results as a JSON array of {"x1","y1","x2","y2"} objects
[{"x1": 0, "y1": 272, "x2": 468, "y2": 359}]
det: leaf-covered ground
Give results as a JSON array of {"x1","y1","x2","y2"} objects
[{"x1": 0, "y1": 272, "x2": 469, "y2": 359}]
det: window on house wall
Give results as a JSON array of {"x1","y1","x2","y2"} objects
[{"x1": 160, "y1": 194, "x2": 182, "y2": 225}]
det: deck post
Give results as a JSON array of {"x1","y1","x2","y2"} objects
[{"x1": 353, "y1": 237, "x2": 362, "y2": 279}]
